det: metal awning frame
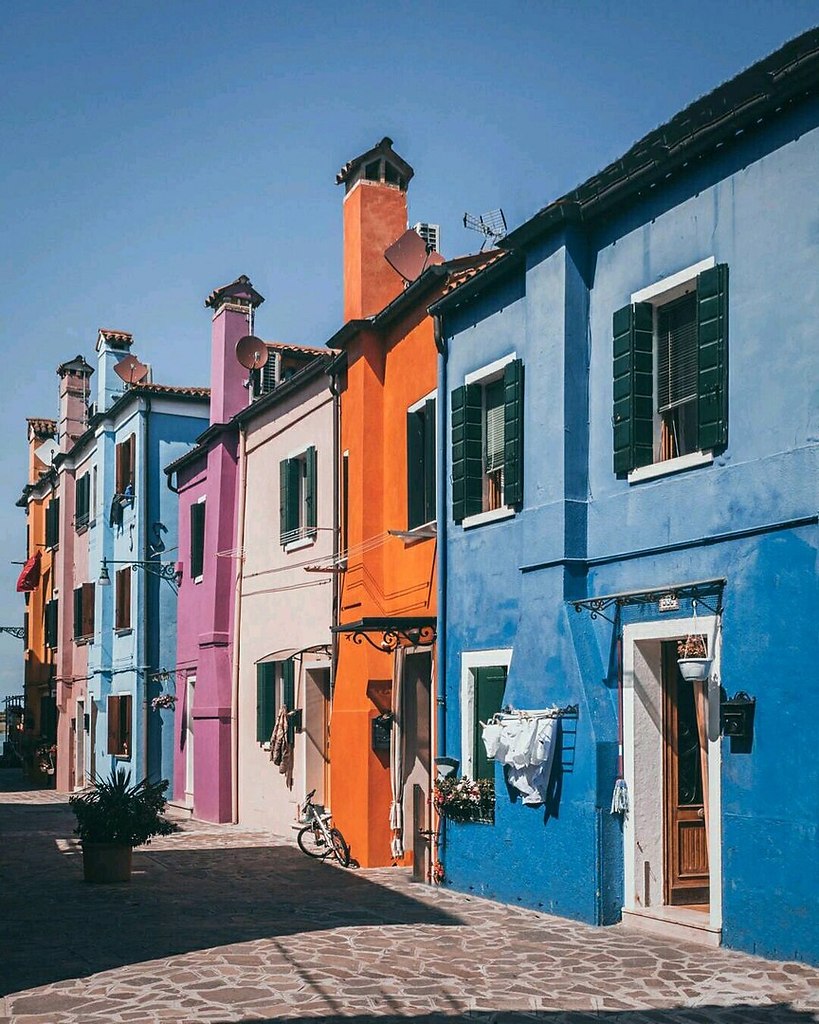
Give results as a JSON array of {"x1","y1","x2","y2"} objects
[
  {"x1": 333, "y1": 616, "x2": 437, "y2": 652},
  {"x1": 571, "y1": 577, "x2": 725, "y2": 625},
  {"x1": 255, "y1": 643, "x2": 332, "y2": 666}
]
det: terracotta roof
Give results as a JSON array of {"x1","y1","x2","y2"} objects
[
  {"x1": 265, "y1": 341, "x2": 326, "y2": 358},
  {"x1": 204, "y1": 275, "x2": 265, "y2": 310},
  {"x1": 132, "y1": 383, "x2": 210, "y2": 399},
  {"x1": 26, "y1": 418, "x2": 56, "y2": 438},
  {"x1": 98, "y1": 329, "x2": 133, "y2": 343},
  {"x1": 440, "y1": 250, "x2": 506, "y2": 296}
]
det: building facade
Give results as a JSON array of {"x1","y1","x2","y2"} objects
[{"x1": 434, "y1": 30, "x2": 819, "y2": 963}]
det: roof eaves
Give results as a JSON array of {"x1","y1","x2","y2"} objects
[
  {"x1": 234, "y1": 355, "x2": 332, "y2": 425},
  {"x1": 429, "y1": 250, "x2": 522, "y2": 317}
]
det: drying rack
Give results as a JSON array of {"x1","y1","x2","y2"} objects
[{"x1": 487, "y1": 704, "x2": 579, "y2": 723}]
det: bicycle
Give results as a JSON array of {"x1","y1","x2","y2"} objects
[{"x1": 296, "y1": 789, "x2": 351, "y2": 867}]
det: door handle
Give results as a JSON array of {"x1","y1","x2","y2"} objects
[{"x1": 697, "y1": 807, "x2": 705, "y2": 819}]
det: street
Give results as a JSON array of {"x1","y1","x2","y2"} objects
[{"x1": 1, "y1": 772, "x2": 817, "y2": 1024}]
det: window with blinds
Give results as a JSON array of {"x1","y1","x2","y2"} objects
[
  {"x1": 657, "y1": 293, "x2": 698, "y2": 413},
  {"x1": 484, "y1": 380, "x2": 505, "y2": 472}
]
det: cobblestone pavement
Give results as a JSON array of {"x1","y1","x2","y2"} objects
[{"x1": 1, "y1": 771, "x2": 817, "y2": 1024}]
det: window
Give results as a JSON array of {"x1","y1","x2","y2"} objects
[
  {"x1": 44, "y1": 598, "x2": 58, "y2": 649},
  {"x1": 115, "y1": 434, "x2": 135, "y2": 495},
  {"x1": 115, "y1": 567, "x2": 131, "y2": 630},
  {"x1": 45, "y1": 497, "x2": 60, "y2": 548},
  {"x1": 190, "y1": 500, "x2": 205, "y2": 579},
  {"x1": 252, "y1": 349, "x2": 277, "y2": 398},
  {"x1": 460, "y1": 651, "x2": 511, "y2": 781},
  {"x1": 73, "y1": 583, "x2": 95, "y2": 641},
  {"x1": 107, "y1": 694, "x2": 132, "y2": 757},
  {"x1": 613, "y1": 262, "x2": 728, "y2": 478},
  {"x1": 279, "y1": 447, "x2": 317, "y2": 546},
  {"x1": 75, "y1": 473, "x2": 90, "y2": 529},
  {"x1": 256, "y1": 659, "x2": 297, "y2": 744},
  {"x1": 407, "y1": 395, "x2": 436, "y2": 530},
  {"x1": 451, "y1": 357, "x2": 523, "y2": 524}
]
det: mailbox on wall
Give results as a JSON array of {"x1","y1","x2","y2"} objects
[{"x1": 371, "y1": 713, "x2": 392, "y2": 751}]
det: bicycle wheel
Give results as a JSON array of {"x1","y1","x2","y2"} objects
[
  {"x1": 297, "y1": 822, "x2": 329, "y2": 859},
  {"x1": 329, "y1": 827, "x2": 350, "y2": 867}
]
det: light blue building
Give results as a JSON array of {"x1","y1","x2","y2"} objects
[
  {"x1": 83, "y1": 330, "x2": 209, "y2": 792},
  {"x1": 432, "y1": 30, "x2": 818, "y2": 963}
]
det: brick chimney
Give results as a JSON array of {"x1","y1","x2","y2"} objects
[
  {"x1": 56, "y1": 355, "x2": 93, "y2": 452},
  {"x1": 337, "y1": 137, "x2": 413, "y2": 322},
  {"x1": 204, "y1": 275, "x2": 265, "y2": 424},
  {"x1": 95, "y1": 329, "x2": 133, "y2": 414}
]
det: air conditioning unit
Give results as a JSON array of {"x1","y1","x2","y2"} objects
[{"x1": 413, "y1": 222, "x2": 440, "y2": 254}]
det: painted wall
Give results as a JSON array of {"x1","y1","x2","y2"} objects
[
  {"x1": 237, "y1": 370, "x2": 334, "y2": 833},
  {"x1": 440, "y1": 99, "x2": 819, "y2": 962}
]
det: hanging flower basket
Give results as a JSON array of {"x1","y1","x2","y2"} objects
[
  {"x1": 433, "y1": 776, "x2": 494, "y2": 824},
  {"x1": 677, "y1": 634, "x2": 712, "y2": 681},
  {"x1": 151, "y1": 693, "x2": 176, "y2": 711}
]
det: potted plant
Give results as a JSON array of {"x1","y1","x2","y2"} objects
[
  {"x1": 677, "y1": 633, "x2": 712, "y2": 682},
  {"x1": 69, "y1": 768, "x2": 177, "y2": 882},
  {"x1": 433, "y1": 776, "x2": 495, "y2": 824}
]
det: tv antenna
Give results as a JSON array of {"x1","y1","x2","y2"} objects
[
  {"x1": 113, "y1": 354, "x2": 150, "y2": 387},
  {"x1": 462, "y1": 208, "x2": 507, "y2": 251},
  {"x1": 235, "y1": 335, "x2": 268, "y2": 390}
]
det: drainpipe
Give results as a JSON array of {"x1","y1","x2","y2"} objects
[
  {"x1": 230, "y1": 423, "x2": 248, "y2": 823},
  {"x1": 327, "y1": 359, "x2": 342, "y2": 810},
  {"x1": 140, "y1": 397, "x2": 151, "y2": 782},
  {"x1": 433, "y1": 316, "x2": 447, "y2": 757}
]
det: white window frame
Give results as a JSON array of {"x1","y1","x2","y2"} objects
[
  {"x1": 283, "y1": 447, "x2": 316, "y2": 552},
  {"x1": 628, "y1": 258, "x2": 716, "y2": 485},
  {"x1": 407, "y1": 388, "x2": 437, "y2": 533},
  {"x1": 459, "y1": 648, "x2": 513, "y2": 779},
  {"x1": 462, "y1": 353, "x2": 517, "y2": 528},
  {"x1": 193, "y1": 494, "x2": 206, "y2": 584}
]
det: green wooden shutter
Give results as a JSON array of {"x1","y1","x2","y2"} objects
[
  {"x1": 82, "y1": 582, "x2": 95, "y2": 638},
  {"x1": 287, "y1": 458, "x2": 301, "y2": 540},
  {"x1": 279, "y1": 459, "x2": 289, "y2": 544},
  {"x1": 305, "y1": 446, "x2": 317, "y2": 537},
  {"x1": 407, "y1": 408, "x2": 425, "y2": 529},
  {"x1": 612, "y1": 302, "x2": 654, "y2": 476},
  {"x1": 451, "y1": 384, "x2": 483, "y2": 523},
  {"x1": 73, "y1": 587, "x2": 83, "y2": 640},
  {"x1": 282, "y1": 659, "x2": 297, "y2": 743},
  {"x1": 424, "y1": 397, "x2": 436, "y2": 524},
  {"x1": 697, "y1": 263, "x2": 729, "y2": 452},
  {"x1": 256, "y1": 662, "x2": 276, "y2": 742},
  {"x1": 503, "y1": 359, "x2": 524, "y2": 507},
  {"x1": 473, "y1": 666, "x2": 507, "y2": 781}
]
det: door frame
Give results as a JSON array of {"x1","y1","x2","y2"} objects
[
  {"x1": 622, "y1": 615, "x2": 722, "y2": 930},
  {"x1": 185, "y1": 675, "x2": 196, "y2": 804}
]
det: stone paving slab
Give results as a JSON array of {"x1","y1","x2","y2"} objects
[{"x1": 0, "y1": 771, "x2": 817, "y2": 1024}]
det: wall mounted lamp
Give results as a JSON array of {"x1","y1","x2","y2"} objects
[{"x1": 98, "y1": 557, "x2": 182, "y2": 590}]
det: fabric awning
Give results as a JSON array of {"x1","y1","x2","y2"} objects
[
  {"x1": 255, "y1": 643, "x2": 332, "y2": 665},
  {"x1": 16, "y1": 552, "x2": 41, "y2": 592}
]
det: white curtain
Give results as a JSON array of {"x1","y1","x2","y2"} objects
[{"x1": 389, "y1": 647, "x2": 406, "y2": 858}]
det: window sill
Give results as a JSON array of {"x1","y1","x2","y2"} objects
[
  {"x1": 73, "y1": 637, "x2": 94, "y2": 647},
  {"x1": 284, "y1": 534, "x2": 317, "y2": 553},
  {"x1": 75, "y1": 522, "x2": 89, "y2": 535},
  {"x1": 192, "y1": 575, "x2": 203, "y2": 585},
  {"x1": 462, "y1": 506, "x2": 516, "y2": 530},
  {"x1": 115, "y1": 627, "x2": 133, "y2": 637},
  {"x1": 628, "y1": 450, "x2": 713, "y2": 484}
]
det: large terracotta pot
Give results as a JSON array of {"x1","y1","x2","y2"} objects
[{"x1": 81, "y1": 842, "x2": 133, "y2": 883}]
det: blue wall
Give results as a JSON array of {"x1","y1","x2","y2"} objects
[{"x1": 439, "y1": 99, "x2": 819, "y2": 961}]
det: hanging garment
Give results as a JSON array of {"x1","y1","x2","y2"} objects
[
  {"x1": 269, "y1": 706, "x2": 290, "y2": 772},
  {"x1": 481, "y1": 715, "x2": 558, "y2": 807},
  {"x1": 109, "y1": 494, "x2": 123, "y2": 528},
  {"x1": 16, "y1": 551, "x2": 41, "y2": 592}
]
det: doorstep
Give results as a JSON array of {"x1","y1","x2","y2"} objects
[
  {"x1": 167, "y1": 799, "x2": 194, "y2": 819},
  {"x1": 620, "y1": 905, "x2": 722, "y2": 947}
]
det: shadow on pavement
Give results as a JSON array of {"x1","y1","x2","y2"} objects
[
  {"x1": 219, "y1": 1008, "x2": 818, "y2": 1024},
  {"x1": 0, "y1": 798, "x2": 458, "y2": 996}
]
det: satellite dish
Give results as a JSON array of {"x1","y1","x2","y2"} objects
[
  {"x1": 384, "y1": 228, "x2": 444, "y2": 283},
  {"x1": 34, "y1": 438, "x2": 59, "y2": 465},
  {"x1": 114, "y1": 354, "x2": 149, "y2": 386},
  {"x1": 235, "y1": 336, "x2": 269, "y2": 371}
]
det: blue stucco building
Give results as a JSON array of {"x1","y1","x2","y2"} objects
[
  {"x1": 432, "y1": 30, "x2": 818, "y2": 963},
  {"x1": 85, "y1": 330, "x2": 209, "y2": 793}
]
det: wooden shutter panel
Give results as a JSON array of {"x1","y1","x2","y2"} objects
[
  {"x1": 451, "y1": 384, "x2": 483, "y2": 523},
  {"x1": 697, "y1": 263, "x2": 729, "y2": 452},
  {"x1": 107, "y1": 695, "x2": 120, "y2": 754},
  {"x1": 305, "y1": 446, "x2": 317, "y2": 537},
  {"x1": 407, "y1": 408, "x2": 425, "y2": 530},
  {"x1": 279, "y1": 459, "x2": 289, "y2": 544},
  {"x1": 127, "y1": 435, "x2": 136, "y2": 491},
  {"x1": 287, "y1": 459, "x2": 301, "y2": 539},
  {"x1": 82, "y1": 582, "x2": 95, "y2": 638},
  {"x1": 73, "y1": 587, "x2": 83, "y2": 639},
  {"x1": 612, "y1": 302, "x2": 654, "y2": 476},
  {"x1": 503, "y1": 359, "x2": 524, "y2": 507},
  {"x1": 51, "y1": 497, "x2": 60, "y2": 547},
  {"x1": 473, "y1": 666, "x2": 507, "y2": 781},
  {"x1": 424, "y1": 398, "x2": 436, "y2": 524},
  {"x1": 256, "y1": 662, "x2": 276, "y2": 742},
  {"x1": 190, "y1": 502, "x2": 205, "y2": 578},
  {"x1": 282, "y1": 660, "x2": 297, "y2": 744},
  {"x1": 121, "y1": 694, "x2": 132, "y2": 756}
]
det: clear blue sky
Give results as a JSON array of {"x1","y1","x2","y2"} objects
[{"x1": 0, "y1": 1, "x2": 815, "y2": 698}]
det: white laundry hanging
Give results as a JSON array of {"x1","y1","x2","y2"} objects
[{"x1": 480, "y1": 710, "x2": 561, "y2": 808}]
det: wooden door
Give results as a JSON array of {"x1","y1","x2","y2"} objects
[
  {"x1": 663, "y1": 642, "x2": 709, "y2": 906},
  {"x1": 304, "y1": 668, "x2": 330, "y2": 806},
  {"x1": 403, "y1": 653, "x2": 432, "y2": 877}
]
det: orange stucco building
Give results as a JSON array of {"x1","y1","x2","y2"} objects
[{"x1": 327, "y1": 138, "x2": 492, "y2": 870}]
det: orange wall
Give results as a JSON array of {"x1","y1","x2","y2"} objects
[{"x1": 330, "y1": 307, "x2": 439, "y2": 867}]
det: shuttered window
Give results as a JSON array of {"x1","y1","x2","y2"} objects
[
  {"x1": 473, "y1": 665, "x2": 507, "y2": 781},
  {"x1": 45, "y1": 497, "x2": 60, "y2": 548},
  {"x1": 452, "y1": 358, "x2": 524, "y2": 524},
  {"x1": 115, "y1": 435, "x2": 135, "y2": 495},
  {"x1": 44, "y1": 598, "x2": 58, "y2": 649},
  {"x1": 115, "y1": 567, "x2": 131, "y2": 630},
  {"x1": 75, "y1": 473, "x2": 91, "y2": 528},
  {"x1": 407, "y1": 397, "x2": 436, "y2": 530},
  {"x1": 73, "y1": 584, "x2": 95, "y2": 640},
  {"x1": 107, "y1": 694, "x2": 132, "y2": 756},
  {"x1": 190, "y1": 501, "x2": 206, "y2": 579},
  {"x1": 256, "y1": 662, "x2": 276, "y2": 743},
  {"x1": 280, "y1": 448, "x2": 317, "y2": 546},
  {"x1": 657, "y1": 293, "x2": 698, "y2": 412}
]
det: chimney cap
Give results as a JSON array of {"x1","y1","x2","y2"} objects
[
  {"x1": 336, "y1": 136, "x2": 414, "y2": 193},
  {"x1": 204, "y1": 274, "x2": 265, "y2": 311},
  {"x1": 26, "y1": 417, "x2": 57, "y2": 440},
  {"x1": 57, "y1": 354, "x2": 94, "y2": 378},
  {"x1": 96, "y1": 329, "x2": 133, "y2": 352}
]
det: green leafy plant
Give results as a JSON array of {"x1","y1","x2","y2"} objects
[
  {"x1": 69, "y1": 768, "x2": 177, "y2": 847},
  {"x1": 433, "y1": 776, "x2": 495, "y2": 823}
]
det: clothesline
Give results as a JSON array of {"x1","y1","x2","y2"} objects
[{"x1": 484, "y1": 703, "x2": 579, "y2": 726}]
